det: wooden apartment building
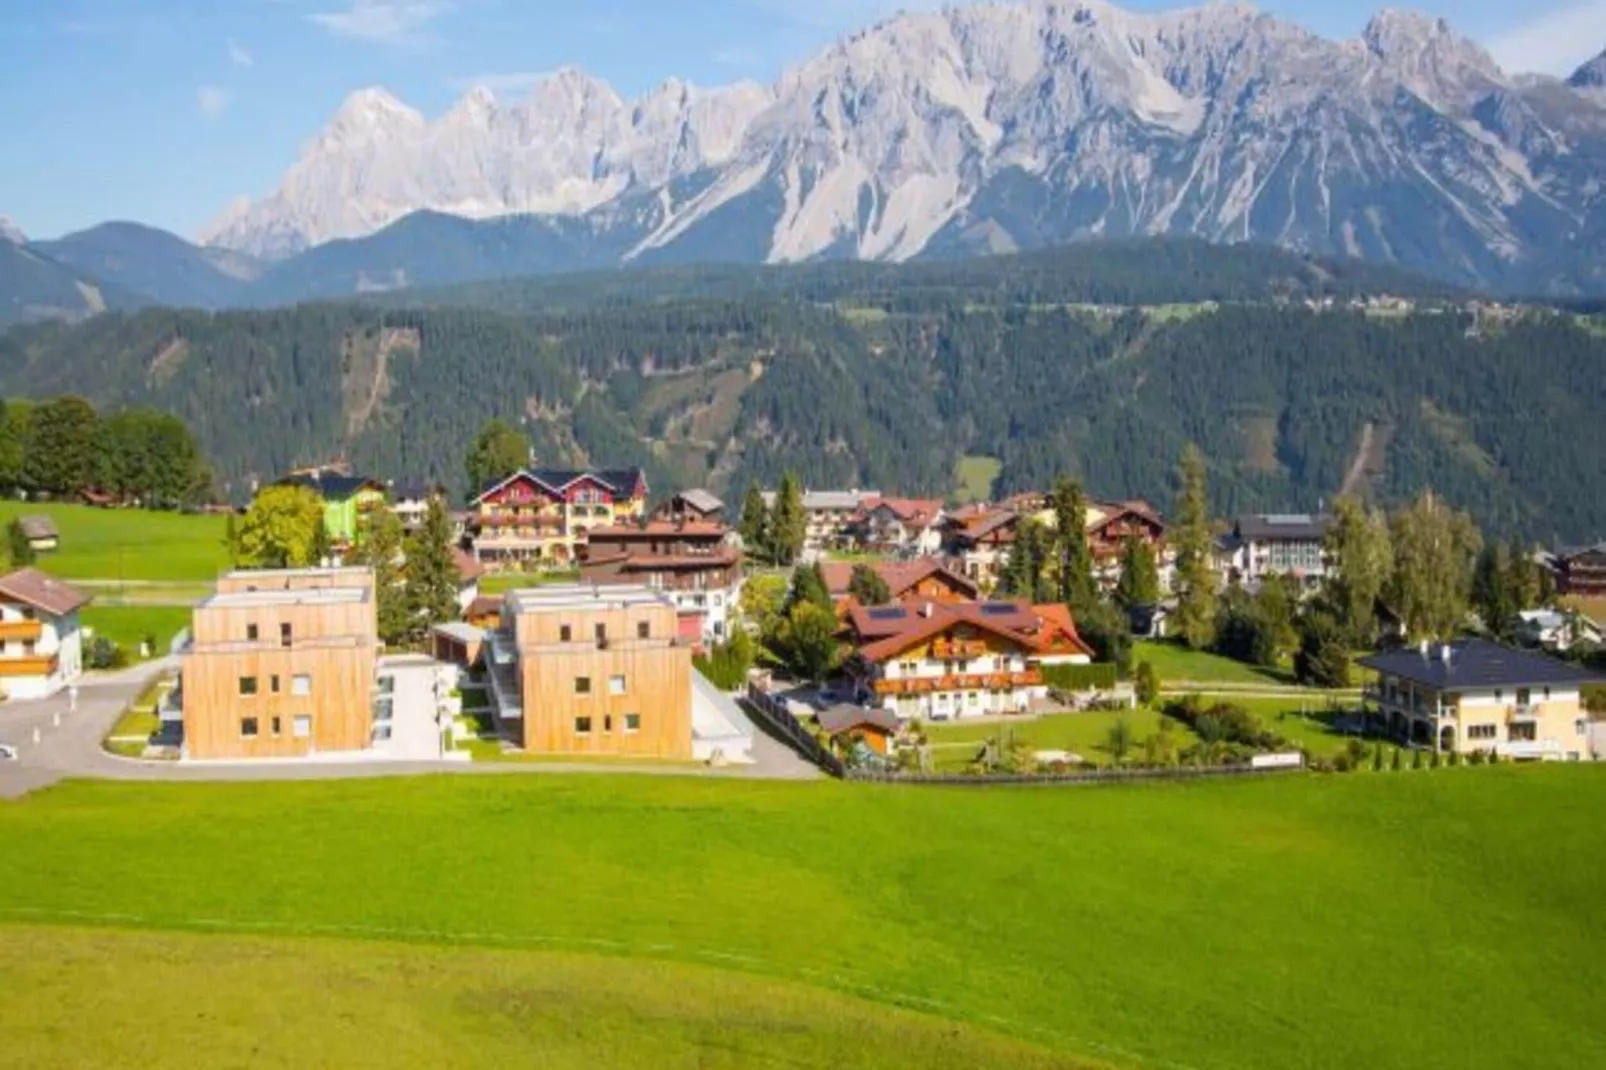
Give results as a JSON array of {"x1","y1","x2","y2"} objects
[
  {"x1": 181, "y1": 567, "x2": 379, "y2": 760},
  {"x1": 491, "y1": 585, "x2": 693, "y2": 759}
]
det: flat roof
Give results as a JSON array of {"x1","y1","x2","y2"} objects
[
  {"x1": 202, "y1": 587, "x2": 370, "y2": 609},
  {"x1": 506, "y1": 583, "x2": 674, "y2": 614},
  {"x1": 221, "y1": 566, "x2": 373, "y2": 581}
]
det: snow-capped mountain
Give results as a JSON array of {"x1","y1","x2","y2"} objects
[
  {"x1": 0, "y1": 216, "x2": 25, "y2": 246},
  {"x1": 201, "y1": 1, "x2": 1606, "y2": 290}
]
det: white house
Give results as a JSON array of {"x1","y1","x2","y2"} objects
[
  {"x1": 1219, "y1": 513, "x2": 1332, "y2": 588},
  {"x1": 1514, "y1": 609, "x2": 1603, "y2": 652},
  {"x1": 0, "y1": 568, "x2": 91, "y2": 700}
]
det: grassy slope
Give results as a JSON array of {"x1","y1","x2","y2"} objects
[
  {"x1": 80, "y1": 604, "x2": 191, "y2": 657},
  {"x1": 955, "y1": 455, "x2": 1001, "y2": 503},
  {"x1": 2, "y1": 772, "x2": 1603, "y2": 1070},
  {"x1": 1, "y1": 926, "x2": 1085, "y2": 1070},
  {"x1": 1134, "y1": 640, "x2": 1292, "y2": 685},
  {"x1": 0, "y1": 501, "x2": 228, "y2": 582}
]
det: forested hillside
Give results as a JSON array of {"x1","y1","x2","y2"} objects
[{"x1": 0, "y1": 256, "x2": 1600, "y2": 543}]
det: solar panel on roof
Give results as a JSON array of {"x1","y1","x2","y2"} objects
[{"x1": 866, "y1": 607, "x2": 908, "y2": 621}]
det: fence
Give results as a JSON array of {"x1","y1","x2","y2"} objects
[
  {"x1": 846, "y1": 759, "x2": 1305, "y2": 788},
  {"x1": 741, "y1": 684, "x2": 845, "y2": 778}
]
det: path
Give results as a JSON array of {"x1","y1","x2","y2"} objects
[
  {"x1": 0, "y1": 660, "x2": 816, "y2": 800},
  {"x1": 1339, "y1": 421, "x2": 1376, "y2": 498}
]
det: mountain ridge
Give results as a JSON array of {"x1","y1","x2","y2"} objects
[{"x1": 187, "y1": 0, "x2": 1606, "y2": 294}]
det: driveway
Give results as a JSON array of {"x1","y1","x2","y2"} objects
[{"x1": 0, "y1": 660, "x2": 819, "y2": 799}]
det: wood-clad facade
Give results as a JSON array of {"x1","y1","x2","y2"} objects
[
  {"x1": 507, "y1": 588, "x2": 693, "y2": 759},
  {"x1": 182, "y1": 568, "x2": 378, "y2": 760}
]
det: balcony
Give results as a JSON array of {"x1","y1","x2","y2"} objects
[
  {"x1": 930, "y1": 638, "x2": 990, "y2": 660},
  {"x1": 0, "y1": 654, "x2": 58, "y2": 678},
  {"x1": 0, "y1": 620, "x2": 43, "y2": 642},
  {"x1": 873, "y1": 669, "x2": 1044, "y2": 697},
  {"x1": 1510, "y1": 704, "x2": 1540, "y2": 722}
]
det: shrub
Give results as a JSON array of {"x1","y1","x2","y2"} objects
[
  {"x1": 1371, "y1": 744, "x2": 1384, "y2": 772},
  {"x1": 85, "y1": 636, "x2": 130, "y2": 671},
  {"x1": 1294, "y1": 610, "x2": 1351, "y2": 689},
  {"x1": 1391, "y1": 748, "x2": 1403, "y2": 771},
  {"x1": 1487, "y1": 748, "x2": 1500, "y2": 765},
  {"x1": 1041, "y1": 662, "x2": 1120, "y2": 692},
  {"x1": 1133, "y1": 660, "x2": 1160, "y2": 707},
  {"x1": 1163, "y1": 695, "x2": 1286, "y2": 751},
  {"x1": 1430, "y1": 749, "x2": 1442, "y2": 769},
  {"x1": 1468, "y1": 748, "x2": 1486, "y2": 766},
  {"x1": 1448, "y1": 749, "x2": 1461, "y2": 767},
  {"x1": 1412, "y1": 749, "x2": 1424, "y2": 770}
]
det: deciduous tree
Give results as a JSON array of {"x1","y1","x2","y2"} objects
[
  {"x1": 1323, "y1": 495, "x2": 1393, "y2": 646},
  {"x1": 464, "y1": 419, "x2": 530, "y2": 498},
  {"x1": 847, "y1": 563, "x2": 892, "y2": 606},
  {"x1": 350, "y1": 509, "x2": 410, "y2": 646},
  {"x1": 236, "y1": 486, "x2": 325, "y2": 569},
  {"x1": 404, "y1": 497, "x2": 462, "y2": 639},
  {"x1": 1388, "y1": 491, "x2": 1481, "y2": 642}
]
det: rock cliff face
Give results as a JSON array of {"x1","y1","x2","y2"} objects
[{"x1": 198, "y1": 2, "x2": 1606, "y2": 290}]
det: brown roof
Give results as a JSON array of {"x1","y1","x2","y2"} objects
[
  {"x1": 587, "y1": 521, "x2": 730, "y2": 539},
  {"x1": 871, "y1": 497, "x2": 944, "y2": 529},
  {"x1": 848, "y1": 598, "x2": 1094, "y2": 663},
  {"x1": 820, "y1": 557, "x2": 978, "y2": 600},
  {"x1": 0, "y1": 568, "x2": 91, "y2": 617},
  {"x1": 817, "y1": 704, "x2": 901, "y2": 736},
  {"x1": 585, "y1": 549, "x2": 740, "y2": 571},
  {"x1": 450, "y1": 546, "x2": 485, "y2": 582},
  {"x1": 465, "y1": 595, "x2": 502, "y2": 621}
]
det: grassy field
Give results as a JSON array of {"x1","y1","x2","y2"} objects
[
  {"x1": 2, "y1": 771, "x2": 1604, "y2": 1070},
  {"x1": 0, "y1": 501, "x2": 228, "y2": 582},
  {"x1": 80, "y1": 605, "x2": 192, "y2": 658},
  {"x1": 480, "y1": 570, "x2": 581, "y2": 595},
  {"x1": 954, "y1": 454, "x2": 1001, "y2": 503},
  {"x1": 1134, "y1": 640, "x2": 1293, "y2": 685}
]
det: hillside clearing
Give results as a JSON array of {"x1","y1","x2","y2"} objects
[{"x1": 1, "y1": 771, "x2": 1602, "y2": 1070}]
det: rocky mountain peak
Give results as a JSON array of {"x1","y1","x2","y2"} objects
[
  {"x1": 1569, "y1": 48, "x2": 1606, "y2": 88},
  {"x1": 0, "y1": 215, "x2": 26, "y2": 245}
]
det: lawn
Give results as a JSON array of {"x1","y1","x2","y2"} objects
[
  {"x1": 954, "y1": 454, "x2": 1001, "y2": 503},
  {"x1": 0, "y1": 501, "x2": 228, "y2": 582},
  {"x1": 1135, "y1": 639, "x2": 1294, "y2": 686},
  {"x1": 480, "y1": 569, "x2": 581, "y2": 595},
  {"x1": 2, "y1": 771, "x2": 1604, "y2": 1070},
  {"x1": 81, "y1": 604, "x2": 192, "y2": 658},
  {"x1": 924, "y1": 707, "x2": 1183, "y2": 768}
]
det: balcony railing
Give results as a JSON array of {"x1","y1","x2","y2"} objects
[
  {"x1": 0, "y1": 654, "x2": 59, "y2": 678},
  {"x1": 873, "y1": 670, "x2": 1044, "y2": 696},
  {"x1": 0, "y1": 620, "x2": 44, "y2": 642}
]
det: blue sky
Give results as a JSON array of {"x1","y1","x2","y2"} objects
[{"x1": 3, "y1": 0, "x2": 1603, "y2": 241}]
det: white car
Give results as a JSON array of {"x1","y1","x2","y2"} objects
[{"x1": 0, "y1": 743, "x2": 18, "y2": 762}]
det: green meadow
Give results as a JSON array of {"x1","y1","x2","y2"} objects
[
  {"x1": 1, "y1": 770, "x2": 1603, "y2": 1069},
  {"x1": 0, "y1": 501, "x2": 229, "y2": 583}
]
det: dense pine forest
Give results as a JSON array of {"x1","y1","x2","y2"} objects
[{"x1": 0, "y1": 243, "x2": 1601, "y2": 543}]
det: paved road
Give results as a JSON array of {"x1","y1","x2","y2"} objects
[{"x1": 0, "y1": 660, "x2": 818, "y2": 799}]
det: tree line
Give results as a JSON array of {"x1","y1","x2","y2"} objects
[{"x1": 0, "y1": 395, "x2": 214, "y2": 507}]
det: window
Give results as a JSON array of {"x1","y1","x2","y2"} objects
[
  {"x1": 270, "y1": 716, "x2": 282, "y2": 737},
  {"x1": 292, "y1": 674, "x2": 311, "y2": 696},
  {"x1": 575, "y1": 716, "x2": 593, "y2": 735},
  {"x1": 604, "y1": 715, "x2": 613, "y2": 733},
  {"x1": 575, "y1": 676, "x2": 592, "y2": 695},
  {"x1": 246, "y1": 623, "x2": 259, "y2": 641},
  {"x1": 1493, "y1": 689, "x2": 1503, "y2": 702},
  {"x1": 23, "y1": 640, "x2": 34, "y2": 656},
  {"x1": 270, "y1": 675, "x2": 281, "y2": 694},
  {"x1": 595, "y1": 622, "x2": 607, "y2": 642},
  {"x1": 560, "y1": 624, "x2": 572, "y2": 642},
  {"x1": 280, "y1": 622, "x2": 293, "y2": 648},
  {"x1": 238, "y1": 676, "x2": 258, "y2": 696},
  {"x1": 609, "y1": 674, "x2": 626, "y2": 695},
  {"x1": 1578, "y1": 719, "x2": 1589, "y2": 736},
  {"x1": 1468, "y1": 724, "x2": 1498, "y2": 741},
  {"x1": 292, "y1": 715, "x2": 312, "y2": 739},
  {"x1": 240, "y1": 717, "x2": 259, "y2": 738},
  {"x1": 624, "y1": 713, "x2": 641, "y2": 734},
  {"x1": 637, "y1": 621, "x2": 650, "y2": 639}
]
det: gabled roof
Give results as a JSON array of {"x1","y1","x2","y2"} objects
[
  {"x1": 474, "y1": 467, "x2": 647, "y2": 504},
  {"x1": 1088, "y1": 499, "x2": 1165, "y2": 530},
  {"x1": 0, "y1": 568, "x2": 91, "y2": 616},
  {"x1": 851, "y1": 599, "x2": 1092, "y2": 663},
  {"x1": 1555, "y1": 542, "x2": 1606, "y2": 564},
  {"x1": 16, "y1": 515, "x2": 58, "y2": 540},
  {"x1": 1234, "y1": 513, "x2": 1331, "y2": 542},
  {"x1": 449, "y1": 546, "x2": 485, "y2": 582},
  {"x1": 817, "y1": 704, "x2": 902, "y2": 736},
  {"x1": 953, "y1": 508, "x2": 1018, "y2": 543},
  {"x1": 275, "y1": 472, "x2": 385, "y2": 501},
  {"x1": 820, "y1": 557, "x2": 979, "y2": 601},
  {"x1": 868, "y1": 497, "x2": 944, "y2": 529},
  {"x1": 673, "y1": 488, "x2": 724, "y2": 514},
  {"x1": 1358, "y1": 639, "x2": 1602, "y2": 692}
]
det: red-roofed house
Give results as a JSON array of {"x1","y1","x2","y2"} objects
[
  {"x1": 819, "y1": 557, "x2": 979, "y2": 608},
  {"x1": 0, "y1": 568, "x2": 92, "y2": 699},
  {"x1": 941, "y1": 507, "x2": 1021, "y2": 588},
  {"x1": 841, "y1": 599, "x2": 1093, "y2": 721},
  {"x1": 854, "y1": 498, "x2": 945, "y2": 555}
]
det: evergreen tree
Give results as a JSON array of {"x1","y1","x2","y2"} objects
[
  {"x1": 847, "y1": 563, "x2": 892, "y2": 606},
  {"x1": 1323, "y1": 495, "x2": 1394, "y2": 647},
  {"x1": 404, "y1": 497, "x2": 462, "y2": 639},
  {"x1": 1133, "y1": 660, "x2": 1160, "y2": 706},
  {"x1": 1172, "y1": 444, "x2": 1217, "y2": 650},
  {"x1": 223, "y1": 511, "x2": 240, "y2": 568},
  {"x1": 1471, "y1": 542, "x2": 1518, "y2": 639},
  {"x1": 350, "y1": 509, "x2": 410, "y2": 646},
  {"x1": 1294, "y1": 609, "x2": 1351, "y2": 689},
  {"x1": 770, "y1": 473, "x2": 807, "y2": 567},
  {"x1": 464, "y1": 418, "x2": 530, "y2": 498},
  {"x1": 1388, "y1": 491, "x2": 1482, "y2": 643},
  {"x1": 1114, "y1": 533, "x2": 1161, "y2": 609},
  {"x1": 789, "y1": 561, "x2": 834, "y2": 614},
  {"x1": 1001, "y1": 517, "x2": 1050, "y2": 600},
  {"x1": 0, "y1": 399, "x2": 30, "y2": 494},
  {"x1": 739, "y1": 483, "x2": 771, "y2": 564},
  {"x1": 237, "y1": 486, "x2": 325, "y2": 569},
  {"x1": 1050, "y1": 476, "x2": 1097, "y2": 611}
]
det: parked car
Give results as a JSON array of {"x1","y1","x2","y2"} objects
[{"x1": 0, "y1": 743, "x2": 18, "y2": 761}]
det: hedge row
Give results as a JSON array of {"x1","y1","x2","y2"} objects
[{"x1": 1042, "y1": 662, "x2": 1120, "y2": 691}]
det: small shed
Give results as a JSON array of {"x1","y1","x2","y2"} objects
[
  {"x1": 17, "y1": 515, "x2": 59, "y2": 552},
  {"x1": 816, "y1": 703, "x2": 902, "y2": 755}
]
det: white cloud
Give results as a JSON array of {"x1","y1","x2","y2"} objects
[
  {"x1": 1486, "y1": 0, "x2": 1606, "y2": 76},
  {"x1": 309, "y1": 0, "x2": 453, "y2": 44},
  {"x1": 228, "y1": 38, "x2": 255, "y2": 68},
  {"x1": 448, "y1": 71, "x2": 551, "y2": 97},
  {"x1": 197, "y1": 85, "x2": 232, "y2": 119}
]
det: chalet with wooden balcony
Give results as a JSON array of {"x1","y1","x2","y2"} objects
[
  {"x1": 842, "y1": 599, "x2": 1094, "y2": 722},
  {"x1": 470, "y1": 467, "x2": 648, "y2": 570},
  {"x1": 1548, "y1": 542, "x2": 1606, "y2": 597},
  {"x1": 852, "y1": 497, "x2": 946, "y2": 555},
  {"x1": 579, "y1": 520, "x2": 743, "y2": 645},
  {"x1": 1360, "y1": 639, "x2": 1601, "y2": 761},
  {"x1": 0, "y1": 568, "x2": 90, "y2": 699},
  {"x1": 652, "y1": 489, "x2": 724, "y2": 524}
]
